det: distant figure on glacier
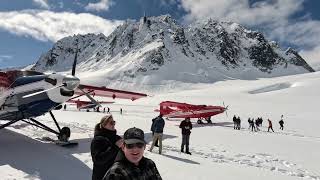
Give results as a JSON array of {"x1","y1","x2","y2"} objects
[
  {"x1": 233, "y1": 115, "x2": 237, "y2": 129},
  {"x1": 249, "y1": 118, "x2": 256, "y2": 132},
  {"x1": 279, "y1": 115, "x2": 284, "y2": 130},
  {"x1": 267, "y1": 119, "x2": 274, "y2": 132}
]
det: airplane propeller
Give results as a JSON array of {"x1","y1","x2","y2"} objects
[
  {"x1": 68, "y1": 47, "x2": 100, "y2": 107},
  {"x1": 23, "y1": 48, "x2": 81, "y2": 99},
  {"x1": 223, "y1": 101, "x2": 229, "y2": 117},
  {"x1": 22, "y1": 84, "x2": 65, "y2": 98}
]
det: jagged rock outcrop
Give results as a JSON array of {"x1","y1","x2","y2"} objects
[{"x1": 32, "y1": 15, "x2": 314, "y2": 85}]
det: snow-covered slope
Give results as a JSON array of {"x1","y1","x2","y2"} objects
[
  {"x1": 31, "y1": 15, "x2": 314, "y2": 88},
  {"x1": 1, "y1": 71, "x2": 320, "y2": 180}
]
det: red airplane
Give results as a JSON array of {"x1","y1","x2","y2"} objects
[
  {"x1": 156, "y1": 101, "x2": 228, "y2": 124},
  {"x1": 66, "y1": 99, "x2": 114, "y2": 111}
]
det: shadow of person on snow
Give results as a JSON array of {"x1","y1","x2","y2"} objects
[
  {"x1": 161, "y1": 154, "x2": 200, "y2": 165},
  {"x1": 0, "y1": 129, "x2": 92, "y2": 180}
]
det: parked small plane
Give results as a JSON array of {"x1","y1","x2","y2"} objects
[
  {"x1": 0, "y1": 50, "x2": 147, "y2": 145},
  {"x1": 66, "y1": 99, "x2": 114, "y2": 111},
  {"x1": 156, "y1": 101, "x2": 228, "y2": 124}
]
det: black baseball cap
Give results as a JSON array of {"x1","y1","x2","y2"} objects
[{"x1": 124, "y1": 127, "x2": 146, "y2": 144}]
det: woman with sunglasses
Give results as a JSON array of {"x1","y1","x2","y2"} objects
[
  {"x1": 103, "y1": 127, "x2": 162, "y2": 180},
  {"x1": 91, "y1": 115, "x2": 124, "y2": 180}
]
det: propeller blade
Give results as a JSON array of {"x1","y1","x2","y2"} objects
[
  {"x1": 71, "y1": 49, "x2": 78, "y2": 76},
  {"x1": 78, "y1": 87, "x2": 102, "y2": 107},
  {"x1": 22, "y1": 84, "x2": 65, "y2": 98}
]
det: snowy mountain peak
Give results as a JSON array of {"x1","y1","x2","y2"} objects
[{"x1": 32, "y1": 15, "x2": 314, "y2": 87}]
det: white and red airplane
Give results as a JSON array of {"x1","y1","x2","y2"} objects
[
  {"x1": 156, "y1": 101, "x2": 228, "y2": 124},
  {"x1": 0, "y1": 50, "x2": 147, "y2": 145},
  {"x1": 66, "y1": 99, "x2": 114, "y2": 111}
]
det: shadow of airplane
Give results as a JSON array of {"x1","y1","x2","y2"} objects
[
  {"x1": 0, "y1": 129, "x2": 92, "y2": 180},
  {"x1": 192, "y1": 121, "x2": 234, "y2": 128}
]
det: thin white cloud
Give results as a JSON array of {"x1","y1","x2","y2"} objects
[
  {"x1": 85, "y1": 0, "x2": 114, "y2": 12},
  {"x1": 0, "y1": 10, "x2": 123, "y2": 42},
  {"x1": 179, "y1": 0, "x2": 320, "y2": 70},
  {"x1": 0, "y1": 55, "x2": 12, "y2": 63},
  {"x1": 180, "y1": 0, "x2": 304, "y2": 26},
  {"x1": 300, "y1": 46, "x2": 320, "y2": 71},
  {"x1": 33, "y1": 0, "x2": 50, "y2": 9}
]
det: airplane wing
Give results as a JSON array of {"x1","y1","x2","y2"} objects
[
  {"x1": 67, "y1": 99, "x2": 114, "y2": 104},
  {"x1": 74, "y1": 84, "x2": 147, "y2": 101}
]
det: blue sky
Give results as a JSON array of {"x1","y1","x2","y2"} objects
[{"x1": 0, "y1": 0, "x2": 320, "y2": 69}]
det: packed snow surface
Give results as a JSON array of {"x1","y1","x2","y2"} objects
[{"x1": 1, "y1": 71, "x2": 320, "y2": 180}]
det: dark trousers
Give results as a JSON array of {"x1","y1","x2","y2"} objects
[
  {"x1": 268, "y1": 126, "x2": 274, "y2": 132},
  {"x1": 181, "y1": 134, "x2": 190, "y2": 152},
  {"x1": 280, "y1": 125, "x2": 283, "y2": 130}
]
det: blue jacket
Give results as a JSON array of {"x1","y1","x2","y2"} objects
[{"x1": 151, "y1": 116, "x2": 165, "y2": 133}]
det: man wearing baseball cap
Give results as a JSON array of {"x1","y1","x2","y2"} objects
[{"x1": 103, "y1": 127, "x2": 162, "y2": 180}]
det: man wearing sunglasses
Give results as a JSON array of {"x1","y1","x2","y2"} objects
[{"x1": 103, "y1": 127, "x2": 162, "y2": 180}]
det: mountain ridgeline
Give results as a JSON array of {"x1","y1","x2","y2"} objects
[{"x1": 32, "y1": 15, "x2": 314, "y2": 84}]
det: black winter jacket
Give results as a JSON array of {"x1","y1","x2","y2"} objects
[
  {"x1": 103, "y1": 151, "x2": 162, "y2": 180},
  {"x1": 179, "y1": 120, "x2": 192, "y2": 135},
  {"x1": 91, "y1": 123, "x2": 122, "y2": 180}
]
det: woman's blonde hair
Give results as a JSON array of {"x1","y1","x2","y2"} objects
[{"x1": 100, "y1": 115, "x2": 113, "y2": 128}]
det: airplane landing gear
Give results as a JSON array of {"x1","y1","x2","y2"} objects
[
  {"x1": 58, "y1": 127, "x2": 71, "y2": 142},
  {"x1": 197, "y1": 117, "x2": 212, "y2": 124},
  {"x1": 206, "y1": 117, "x2": 212, "y2": 124},
  {"x1": 25, "y1": 111, "x2": 77, "y2": 146},
  {"x1": 197, "y1": 118, "x2": 204, "y2": 124}
]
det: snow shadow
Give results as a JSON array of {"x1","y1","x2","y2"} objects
[
  {"x1": 161, "y1": 154, "x2": 200, "y2": 165},
  {"x1": 144, "y1": 132, "x2": 177, "y2": 144},
  {"x1": 192, "y1": 121, "x2": 234, "y2": 128},
  {"x1": 0, "y1": 129, "x2": 92, "y2": 180},
  {"x1": 248, "y1": 82, "x2": 292, "y2": 94}
]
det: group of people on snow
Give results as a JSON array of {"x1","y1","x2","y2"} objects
[
  {"x1": 89, "y1": 111, "x2": 285, "y2": 180},
  {"x1": 90, "y1": 113, "x2": 195, "y2": 180},
  {"x1": 233, "y1": 115, "x2": 285, "y2": 132}
]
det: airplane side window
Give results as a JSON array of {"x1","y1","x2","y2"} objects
[{"x1": 44, "y1": 77, "x2": 57, "y2": 85}]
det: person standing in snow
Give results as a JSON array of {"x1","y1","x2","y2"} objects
[
  {"x1": 267, "y1": 119, "x2": 274, "y2": 132},
  {"x1": 279, "y1": 115, "x2": 284, "y2": 130},
  {"x1": 149, "y1": 114, "x2": 165, "y2": 154},
  {"x1": 91, "y1": 115, "x2": 123, "y2": 180},
  {"x1": 233, "y1": 115, "x2": 237, "y2": 129},
  {"x1": 150, "y1": 117, "x2": 159, "y2": 147},
  {"x1": 179, "y1": 117, "x2": 193, "y2": 155}
]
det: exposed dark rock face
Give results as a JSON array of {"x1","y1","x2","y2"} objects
[{"x1": 32, "y1": 15, "x2": 314, "y2": 82}]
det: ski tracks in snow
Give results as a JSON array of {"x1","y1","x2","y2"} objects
[{"x1": 161, "y1": 145, "x2": 320, "y2": 180}]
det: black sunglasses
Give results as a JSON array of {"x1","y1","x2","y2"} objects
[
  {"x1": 125, "y1": 143, "x2": 145, "y2": 149},
  {"x1": 109, "y1": 120, "x2": 116, "y2": 125}
]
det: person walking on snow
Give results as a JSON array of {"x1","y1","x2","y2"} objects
[
  {"x1": 179, "y1": 117, "x2": 193, "y2": 155},
  {"x1": 279, "y1": 115, "x2": 284, "y2": 130},
  {"x1": 268, "y1": 119, "x2": 274, "y2": 132}
]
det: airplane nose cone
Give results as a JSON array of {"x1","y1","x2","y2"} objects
[{"x1": 63, "y1": 75, "x2": 80, "y2": 91}]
